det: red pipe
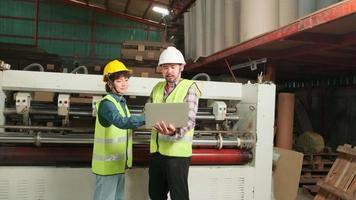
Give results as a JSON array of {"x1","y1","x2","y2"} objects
[
  {"x1": 131, "y1": 146, "x2": 253, "y2": 165},
  {"x1": 191, "y1": 149, "x2": 252, "y2": 165},
  {"x1": 0, "y1": 146, "x2": 252, "y2": 166}
]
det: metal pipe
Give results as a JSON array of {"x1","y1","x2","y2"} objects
[
  {"x1": 0, "y1": 132, "x2": 255, "y2": 148},
  {"x1": 4, "y1": 108, "x2": 94, "y2": 116},
  {"x1": 6, "y1": 106, "x2": 238, "y2": 114},
  {"x1": 71, "y1": 65, "x2": 88, "y2": 74},
  {"x1": 4, "y1": 108, "x2": 239, "y2": 120},
  {"x1": 23, "y1": 63, "x2": 44, "y2": 71},
  {"x1": 1, "y1": 126, "x2": 248, "y2": 135},
  {"x1": 192, "y1": 73, "x2": 211, "y2": 81}
]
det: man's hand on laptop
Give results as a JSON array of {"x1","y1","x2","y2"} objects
[{"x1": 154, "y1": 121, "x2": 176, "y2": 136}]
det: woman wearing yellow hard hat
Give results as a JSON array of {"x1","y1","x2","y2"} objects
[{"x1": 92, "y1": 59, "x2": 145, "y2": 200}]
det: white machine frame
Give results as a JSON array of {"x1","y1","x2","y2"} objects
[{"x1": 0, "y1": 70, "x2": 275, "y2": 200}]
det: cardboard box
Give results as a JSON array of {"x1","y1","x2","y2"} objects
[
  {"x1": 130, "y1": 67, "x2": 161, "y2": 78},
  {"x1": 121, "y1": 41, "x2": 173, "y2": 61},
  {"x1": 273, "y1": 147, "x2": 304, "y2": 200},
  {"x1": 33, "y1": 91, "x2": 54, "y2": 102},
  {"x1": 46, "y1": 64, "x2": 55, "y2": 70},
  {"x1": 71, "y1": 97, "x2": 92, "y2": 104}
]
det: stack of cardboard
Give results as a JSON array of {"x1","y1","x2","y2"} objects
[{"x1": 121, "y1": 41, "x2": 172, "y2": 61}]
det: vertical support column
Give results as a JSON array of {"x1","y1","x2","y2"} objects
[
  {"x1": 90, "y1": 11, "x2": 97, "y2": 58},
  {"x1": 255, "y1": 84, "x2": 276, "y2": 199},
  {"x1": 240, "y1": 0, "x2": 279, "y2": 42},
  {"x1": 35, "y1": 0, "x2": 40, "y2": 46},
  {"x1": 276, "y1": 93, "x2": 295, "y2": 150},
  {"x1": 279, "y1": 0, "x2": 298, "y2": 27},
  {"x1": 264, "y1": 64, "x2": 276, "y2": 82},
  {"x1": 146, "y1": 26, "x2": 150, "y2": 41}
]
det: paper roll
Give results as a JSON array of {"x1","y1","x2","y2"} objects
[{"x1": 276, "y1": 93, "x2": 295, "y2": 149}]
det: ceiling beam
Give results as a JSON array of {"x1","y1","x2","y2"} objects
[
  {"x1": 61, "y1": 0, "x2": 164, "y2": 29},
  {"x1": 229, "y1": 30, "x2": 356, "y2": 62},
  {"x1": 286, "y1": 32, "x2": 343, "y2": 45},
  {"x1": 288, "y1": 54, "x2": 356, "y2": 67},
  {"x1": 275, "y1": 31, "x2": 356, "y2": 59},
  {"x1": 171, "y1": 0, "x2": 196, "y2": 21}
]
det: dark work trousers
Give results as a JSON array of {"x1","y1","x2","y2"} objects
[{"x1": 149, "y1": 152, "x2": 191, "y2": 200}]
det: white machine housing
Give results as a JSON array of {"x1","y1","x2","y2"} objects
[{"x1": 0, "y1": 70, "x2": 275, "y2": 200}]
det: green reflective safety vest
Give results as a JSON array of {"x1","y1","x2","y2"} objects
[
  {"x1": 150, "y1": 79, "x2": 201, "y2": 157},
  {"x1": 92, "y1": 94, "x2": 132, "y2": 175}
]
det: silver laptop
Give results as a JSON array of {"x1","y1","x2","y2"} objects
[{"x1": 145, "y1": 102, "x2": 189, "y2": 129}]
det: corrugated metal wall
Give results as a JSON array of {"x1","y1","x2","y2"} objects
[
  {"x1": 184, "y1": 0, "x2": 342, "y2": 60},
  {"x1": 0, "y1": 0, "x2": 163, "y2": 65}
]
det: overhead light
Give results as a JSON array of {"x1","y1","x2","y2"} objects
[{"x1": 152, "y1": 6, "x2": 169, "y2": 16}]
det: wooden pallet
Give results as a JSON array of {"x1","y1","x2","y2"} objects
[
  {"x1": 300, "y1": 149, "x2": 338, "y2": 186},
  {"x1": 314, "y1": 144, "x2": 356, "y2": 200}
]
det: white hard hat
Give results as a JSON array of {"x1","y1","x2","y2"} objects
[{"x1": 158, "y1": 46, "x2": 186, "y2": 66}]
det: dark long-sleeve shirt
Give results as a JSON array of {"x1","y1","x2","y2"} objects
[{"x1": 98, "y1": 93, "x2": 145, "y2": 129}]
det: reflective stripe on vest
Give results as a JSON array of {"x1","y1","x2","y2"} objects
[
  {"x1": 94, "y1": 135, "x2": 127, "y2": 144},
  {"x1": 92, "y1": 153, "x2": 125, "y2": 162},
  {"x1": 92, "y1": 94, "x2": 132, "y2": 175},
  {"x1": 92, "y1": 151, "x2": 133, "y2": 162},
  {"x1": 150, "y1": 79, "x2": 199, "y2": 157}
]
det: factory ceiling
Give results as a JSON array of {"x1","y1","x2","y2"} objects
[{"x1": 61, "y1": 0, "x2": 196, "y2": 29}]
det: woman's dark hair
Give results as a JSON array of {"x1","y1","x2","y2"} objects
[{"x1": 104, "y1": 71, "x2": 131, "y2": 92}]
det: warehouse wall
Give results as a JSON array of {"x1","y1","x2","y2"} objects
[{"x1": 0, "y1": 0, "x2": 163, "y2": 66}]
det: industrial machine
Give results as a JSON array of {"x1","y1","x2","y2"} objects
[{"x1": 0, "y1": 69, "x2": 275, "y2": 200}]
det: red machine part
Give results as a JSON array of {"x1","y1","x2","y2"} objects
[
  {"x1": 135, "y1": 148, "x2": 252, "y2": 165},
  {"x1": 0, "y1": 146, "x2": 252, "y2": 166},
  {"x1": 191, "y1": 149, "x2": 252, "y2": 165}
]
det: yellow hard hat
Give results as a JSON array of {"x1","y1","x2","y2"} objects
[{"x1": 103, "y1": 60, "x2": 131, "y2": 81}]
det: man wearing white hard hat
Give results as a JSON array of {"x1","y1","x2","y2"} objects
[{"x1": 148, "y1": 46, "x2": 201, "y2": 200}]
